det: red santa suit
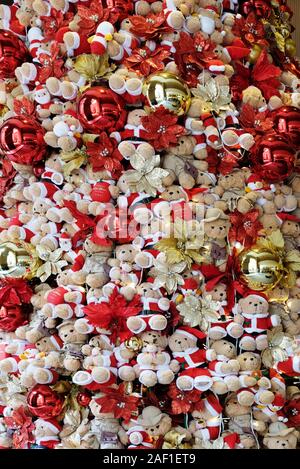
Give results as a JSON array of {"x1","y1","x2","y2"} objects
[
  {"x1": 192, "y1": 394, "x2": 222, "y2": 440},
  {"x1": 111, "y1": 123, "x2": 148, "y2": 148},
  {"x1": 276, "y1": 356, "x2": 300, "y2": 377},
  {"x1": 35, "y1": 437, "x2": 60, "y2": 449},
  {"x1": 0, "y1": 4, "x2": 25, "y2": 37},
  {"x1": 239, "y1": 312, "x2": 281, "y2": 350},
  {"x1": 128, "y1": 427, "x2": 155, "y2": 449}
]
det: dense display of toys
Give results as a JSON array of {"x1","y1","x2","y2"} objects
[{"x1": 0, "y1": 0, "x2": 300, "y2": 450}]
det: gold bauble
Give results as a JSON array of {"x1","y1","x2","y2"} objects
[
  {"x1": 125, "y1": 336, "x2": 143, "y2": 352},
  {"x1": 0, "y1": 242, "x2": 33, "y2": 278},
  {"x1": 142, "y1": 72, "x2": 191, "y2": 115},
  {"x1": 285, "y1": 39, "x2": 297, "y2": 57},
  {"x1": 239, "y1": 247, "x2": 284, "y2": 291},
  {"x1": 248, "y1": 44, "x2": 263, "y2": 64}
]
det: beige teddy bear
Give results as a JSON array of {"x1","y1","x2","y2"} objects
[
  {"x1": 44, "y1": 114, "x2": 82, "y2": 152},
  {"x1": 208, "y1": 340, "x2": 241, "y2": 394},
  {"x1": 263, "y1": 422, "x2": 299, "y2": 449},
  {"x1": 213, "y1": 169, "x2": 259, "y2": 213}
]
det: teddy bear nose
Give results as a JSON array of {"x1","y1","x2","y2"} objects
[{"x1": 254, "y1": 303, "x2": 258, "y2": 306}]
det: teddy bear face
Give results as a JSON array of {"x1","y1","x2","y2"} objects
[
  {"x1": 204, "y1": 218, "x2": 229, "y2": 240},
  {"x1": 225, "y1": 395, "x2": 251, "y2": 417},
  {"x1": 140, "y1": 330, "x2": 168, "y2": 352},
  {"x1": 89, "y1": 398, "x2": 114, "y2": 419},
  {"x1": 160, "y1": 185, "x2": 187, "y2": 202},
  {"x1": 259, "y1": 214, "x2": 281, "y2": 235},
  {"x1": 237, "y1": 352, "x2": 261, "y2": 371},
  {"x1": 126, "y1": 109, "x2": 147, "y2": 126},
  {"x1": 84, "y1": 238, "x2": 112, "y2": 255},
  {"x1": 35, "y1": 336, "x2": 58, "y2": 352},
  {"x1": 187, "y1": 97, "x2": 210, "y2": 118},
  {"x1": 208, "y1": 283, "x2": 227, "y2": 301},
  {"x1": 34, "y1": 419, "x2": 57, "y2": 438},
  {"x1": 169, "y1": 136, "x2": 195, "y2": 156},
  {"x1": 212, "y1": 340, "x2": 236, "y2": 359},
  {"x1": 281, "y1": 220, "x2": 300, "y2": 238},
  {"x1": 242, "y1": 86, "x2": 266, "y2": 109},
  {"x1": 168, "y1": 331, "x2": 196, "y2": 352},
  {"x1": 238, "y1": 294, "x2": 269, "y2": 316},
  {"x1": 144, "y1": 415, "x2": 172, "y2": 437},
  {"x1": 263, "y1": 434, "x2": 298, "y2": 450},
  {"x1": 32, "y1": 198, "x2": 53, "y2": 215},
  {"x1": 115, "y1": 244, "x2": 137, "y2": 262},
  {"x1": 88, "y1": 335, "x2": 113, "y2": 352},
  {"x1": 136, "y1": 282, "x2": 161, "y2": 299},
  {"x1": 58, "y1": 323, "x2": 86, "y2": 344},
  {"x1": 218, "y1": 172, "x2": 246, "y2": 190},
  {"x1": 45, "y1": 153, "x2": 63, "y2": 172},
  {"x1": 31, "y1": 285, "x2": 51, "y2": 309}
]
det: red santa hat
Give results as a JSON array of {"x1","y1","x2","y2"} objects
[
  {"x1": 91, "y1": 21, "x2": 115, "y2": 55},
  {"x1": 245, "y1": 291, "x2": 269, "y2": 304},
  {"x1": 35, "y1": 418, "x2": 62, "y2": 434},
  {"x1": 223, "y1": 432, "x2": 240, "y2": 449},
  {"x1": 276, "y1": 213, "x2": 300, "y2": 223},
  {"x1": 223, "y1": 41, "x2": 251, "y2": 61},
  {"x1": 175, "y1": 326, "x2": 206, "y2": 341},
  {"x1": 49, "y1": 335, "x2": 64, "y2": 350}
]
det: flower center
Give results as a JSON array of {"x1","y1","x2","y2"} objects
[
  {"x1": 140, "y1": 49, "x2": 147, "y2": 57},
  {"x1": 100, "y1": 148, "x2": 110, "y2": 156},
  {"x1": 146, "y1": 18, "x2": 155, "y2": 24},
  {"x1": 91, "y1": 14, "x2": 99, "y2": 21},
  {"x1": 158, "y1": 125, "x2": 167, "y2": 133},
  {"x1": 117, "y1": 402, "x2": 125, "y2": 408},
  {"x1": 243, "y1": 221, "x2": 252, "y2": 228}
]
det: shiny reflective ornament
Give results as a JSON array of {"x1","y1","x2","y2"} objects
[
  {"x1": 143, "y1": 72, "x2": 191, "y2": 115},
  {"x1": 77, "y1": 391, "x2": 91, "y2": 407},
  {"x1": 239, "y1": 247, "x2": 284, "y2": 291},
  {"x1": 285, "y1": 38, "x2": 297, "y2": 57},
  {"x1": 0, "y1": 242, "x2": 33, "y2": 278},
  {"x1": 125, "y1": 336, "x2": 143, "y2": 352},
  {"x1": 0, "y1": 117, "x2": 47, "y2": 165},
  {"x1": 77, "y1": 86, "x2": 127, "y2": 133},
  {"x1": 248, "y1": 44, "x2": 263, "y2": 64},
  {"x1": 0, "y1": 30, "x2": 28, "y2": 79},
  {"x1": 251, "y1": 132, "x2": 295, "y2": 182},
  {"x1": 274, "y1": 106, "x2": 300, "y2": 146},
  {"x1": 27, "y1": 384, "x2": 64, "y2": 419}
]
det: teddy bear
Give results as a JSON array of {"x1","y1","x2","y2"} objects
[
  {"x1": 162, "y1": 136, "x2": 209, "y2": 189},
  {"x1": 41, "y1": 284, "x2": 86, "y2": 321},
  {"x1": 259, "y1": 213, "x2": 282, "y2": 236},
  {"x1": 108, "y1": 67, "x2": 144, "y2": 106},
  {"x1": 213, "y1": 169, "x2": 259, "y2": 214},
  {"x1": 277, "y1": 213, "x2": 300, "y2": 251},
  {"x1": 202, "y1": 208, "x2": 230, "y2": 270},
  {"x1": 128, "y1": 405, "x2": 191, "y2": 449},
  {"x1": 252, "y1": 371, "x2": 287, "y2": 426},
  {"x1": 168, "y1": 326, "x2": 216, "y2": 391},
  {"x1": 263, "y1": 422, "x2": 299, "y2": 449},
  {"x1": 276, "y1": 284, "x2": 300, "y2": 336},
  {"x1": 91, "y1": 20, "x2": 139, "y2": 62},
  {"x1": 234, "y1": 292, "x2": 281, "y2": 351},
  {"x1": 207, "y1": 340, "x2": 241, "y2": 394},
  {"x1": 89, "y1": 395, "x2": 128, "y2": 449},
  {"x1": 242, "y1": 85, "x2": 283, "y2": 112},
  {"x1": 189, "y1": 393, "x2": 223, "y2": 445},
  {"x1": 107, "y1": 243, "x2": 142, "y2": 293},
  {"x1": 43, "y1": 113, "x2": 82, "y2": 152},
  {"x1": 224, "y1": 393, "x2": 266, "y2": 447},
  {"x1": 133, "y1": 330, "x2": 179, "y2": 387},
  {"x1": 57, "y1": 407, "x2": 99, "y2": 449}
]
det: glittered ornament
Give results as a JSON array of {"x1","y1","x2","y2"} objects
[
  {"x1": 27, "y1": 385, "x2": 64, "y2": 419},
  {"x1": 0, "y1": 30, "x2": 28, "y2": 79},
  {"x1": 142, "y1": 72, "x2": 191, "y2": 116},
  {"x1": 0, "y1": 242, "x2": 34, "y2": 279},
  {"x1": 238, "y1": 246, "x2": 284, "y2": 292},
  {"x1": 248, "y1": 44, "x2": 263, "y2": 64},
  {"x1": 251, "y1": 132, "x2": 295, "y2": 182},
  {"x1": 125, "y1": 336, "x2": 143, "y2": 352},
  {"x1": 77, "y1": 86, "x2": 127, "y2": 133},
  {"x1": 0, "y1": 117, "x2": 47, "y2": 166},
  {"x1": 285, "y1": 38, "x2": 297, "y2": 57},
  {"x1": 273, "y1": 106, "x2": 300, "y2": 146}
]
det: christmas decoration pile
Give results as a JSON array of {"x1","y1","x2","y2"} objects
[{"x1": 0, "y1": 0, "x2": 300, "y2": 451}]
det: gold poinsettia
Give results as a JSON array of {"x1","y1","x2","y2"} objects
[
  {"x1": 155, "y1": 220, "x2": 205, "y2": 268},
  {"x1": 60, "y1": 148, "x2": 88, "y2": 177},
  {"x1": 191, "y1": 77, "x2": 232, "y2": 114},
  {"x1": 125, "y1": 150, "x2": 169, "y2": 197},
  {"x1": 257, "y1": 230, "x2": 300, "y2": 288},
  {"x1": 74, "y1": 53, "x2": 116, "y2": 83},
  {"x1": 261, "y1": 327, "x2": 295, "y2": 368},
  {"x1": 149, "y1": 253, "x2": 186, "y2": 294},
  {"x1": 177, "y1": 293, "x2": 220, "y2": 331},
  {"x1": 36, "y1": 247, "x2": 68, "y2": 282}
]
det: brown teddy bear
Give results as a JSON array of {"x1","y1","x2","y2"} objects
[
  {"x1": 277, "y1": 213, "x2": 300, "y2": 251},
  {"x1": 202, "y1": 208, "x2": 230, "y2": 270},
  {"x1": 189, "y1": 393, "x2": 222, "y2": 446},
  {"x1": 263, "y1": 422, "x2": 299, "y2": 449},
  {"x1": 208, "y1": 340, "x2": 241, "y2": 394},
  {"x1": 162, "y1": 136, "x2": 209, "y2": 189},
  {"x1": 213, "y1": 169, "x2": 259, "y2": 213},
  {"x1": 43, "y1": 113, "x2": 82, "y2": 152}
]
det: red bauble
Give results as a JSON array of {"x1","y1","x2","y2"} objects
[
  {"x1": 0, "y1": 30, "x2": 28, "y2": 79},
  {"x1": 77, "y1": 391, "x2": 91, "y2": 407},
  {"x1": 77, "y1": 87, "x2": 127, "y2": 133},
  {"x1": 273, "y1": 106, "x2": 300, "y2": 146},
  {"x1": 241, "y1": 0, "x2": 271, "y2": 18},
  {"x1": 0, "y1": 117, "x2": 47, "y2": 166},
  {"x1": 251, "y1": 132, "x2": 296, "y2": 182},
  {"x1": 27, "y1": 385, "x2": 64, "y2": 419},
  {"x1": 103, "y1": 0, "x2": 134, "y2": 21},
  {"x1": 0, "y1": 305, "x2": 27, "y2": 332}
]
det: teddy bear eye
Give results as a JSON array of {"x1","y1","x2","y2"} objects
[
  {"x1": 156, "y1": 425, "x2": 159, "y2": 429},
  {"x1": 243, "y1": 358, "x2": 247, "y2": 361},
  {"x1": 249, "y1": 301, "x2": 252, "y2": 305}
]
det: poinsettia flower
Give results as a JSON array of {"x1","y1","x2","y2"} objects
[
  {"x1": 13, "y1": 96, "x2": 35, "y2": 117},
  {"x1": 124, "y1": 46, "x2": 170, "y2": 76},
  {"x1": 95, "y1": 383, "x2": 140, "y2": 422},
  {"x1": 37, "y1": 41, "x2": 65, "y2": 83},
  {"x1": 168, "y1": 383, "x2": 201, "y2": 414},
  {"x1": 129, "y1": 12, "x2": 171, "y2": 40},
  {"x1": 41, "y1": 9, "x2": 73, "y2": 40},
  {"x1": 141, "y1": 106, "x2": 185, "y2": 151},
  {"x1": 86, "y1": 133, "x2": 123, "y2": 175},
  {"x1": 82, "y1": 288, "x2": 141, "y2": 343},
  {"x1": 76, "y1": 0, "x2": 107, "y2": 35},
  {"x1": 4, "y1": 406, "x2": 35, "y2": 449},
  {"x1": 239, "y1": 103, "x2": 274, "y2": 136},
  {"x1": 229, "y1": 209, "x2": 262, "y2": 248},
  {"x1": 0, "y1": 278, "x2": 32, "y2": 307},
  {"x1": 149, "y1": 253, "x2": 186, "y2": 294},
  {"x1": 233, "y1": 12, "x2": 268, "y2": 46}
]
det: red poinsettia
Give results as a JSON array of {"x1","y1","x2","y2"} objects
[
  {"x1": 233, "y1": 12, "x2": 268, "y2": 47},
  {"x1": 76, "y1": 0, "x2": 108, "y2": 35},
  {"x1": 141, "y1": 106, "x2": 185, "y2": 151},
  {"x1": 283, "y1": 399, "x2": 300, "y2": 427},
  {"x1": 0, "y1": 278, "x2": 33, "y2": 307},
  {"x1": 239, "y1": 103, "x2": 274, "y2": 136},
  {"x1": 129, "y1": 12, "x2": 171, "y2": 40},
  {"x1": 242, "y1": 0, "x2": 272, "y2": 19},
  {"x1": 83, "y1": 287, "x2": 141, "y2": 343},
  {"x1": 37, "y1": 42, "x2": 65, "y2": 83},
  {"x1": 230, "y1": 50, "x2": 281, "y2": 101},
  {"x1": 229, "y1": 209, "x2": 262, "y2": 249},
  {"x1": 41, "y1": 9, "x2": 73, "y2": 40},
  {"x1": 95, "y1": 383, "x2": 140, "y2": 422},
  {"x1": 86, "y1": 133, "x2": 123, "y2": 175},
  {"x1": 4, "y1": 406, "x2": 35, "y2": 449},
  {"x1": 0, "y1": 158, "x2": 16, "y2": 202},
  {"x1": 13, "y1": 96, "x2": 36, "y2": 117},
  {"x1": 168, "y1": 383, "x2": 201, "y2": 414},
  {"x1": 124, "y1": 46, "x2": 170, "y2": 76}
]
